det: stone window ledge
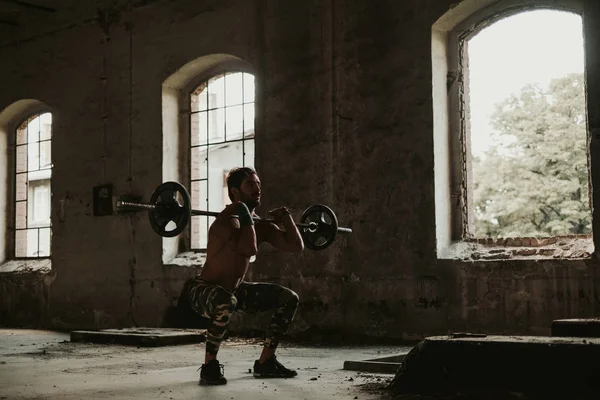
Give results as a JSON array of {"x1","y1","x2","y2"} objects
[
  {"x1": 164, "y1": 251, "x2": 207, "y2": 268},
  {"x1": 0, "y1": 258, "x2": 52, "y2": 274},
  {"x1": 163, "y1": 251, "x2": 258, "y2": 268},
  {"x1": 438, "y1": 235, "x2": 594, "y2": 261}
]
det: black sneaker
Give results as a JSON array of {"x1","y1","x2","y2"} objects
[
  {"x1": 253, "y1": 356, "x2": 298, "y2": 378},
  {"x1": 199, "y1": 359, "x2": 227, "y2": 385}
]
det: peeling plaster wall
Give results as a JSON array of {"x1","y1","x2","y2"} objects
[{"x1": 0, "y1": 0, "x2": 599, "y2": 339}]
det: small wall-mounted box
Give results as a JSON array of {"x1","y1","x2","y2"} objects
[{"x1": 93, "y1": 184, "x2": 113, "y2": 216}]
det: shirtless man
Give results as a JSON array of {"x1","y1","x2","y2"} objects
[{"x1": 188, "y1": 167, "x2": 304, "y2": 385}]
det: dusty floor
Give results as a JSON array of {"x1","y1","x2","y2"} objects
[{"x1": 0, "y1": 329, "x2": 407, "y2": 399}]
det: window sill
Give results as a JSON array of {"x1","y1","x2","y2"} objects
[
  {"x1": 438, "y1": 235, "x2": 594, "y2": 261},
  {"x1": 0, "y1": 258, "x2": 52, "y2": 274},
  {"x1": 163, "y1": 251, "x2": 207, "y2": 268},
  {"x1": 162, "y1": 251, "x2": 257, "y2": 268}
]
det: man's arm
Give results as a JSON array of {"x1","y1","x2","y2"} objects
[
  {"x1": 263, "y1": 208, "x2": 304, "y2": 252},
  {"x1": 235, "y1": 220, "x2": 258, "y2": 257}
]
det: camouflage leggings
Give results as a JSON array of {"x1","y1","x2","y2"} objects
[{"x1": 188, "y1": 276, "x2": 300, "y2": 356}]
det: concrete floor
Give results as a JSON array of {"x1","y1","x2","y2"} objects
[{"x1": 0, "y1": 329, "x2": 410, "y2": 399}]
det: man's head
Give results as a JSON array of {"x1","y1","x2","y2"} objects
[{"x1": 226, "y1": 167, "x2": 261, "y2": 210}]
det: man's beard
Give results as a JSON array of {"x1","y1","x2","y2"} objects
[{"x1": 242, "y1": 198, "x2": 260, "y2": 210}]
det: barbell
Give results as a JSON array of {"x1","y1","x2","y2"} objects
[{"x1": 115, "y1": 181, "x2": 352, "y2": 251}]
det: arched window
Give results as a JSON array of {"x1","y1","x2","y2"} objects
[
  {"x1": 189, "y1": 71, "x2": 255, "y2": 250},
  {"x1": 433, "y1": 0, "x2": 592, "y2": 256},
  {"x1": 467, "y1": 10, "x2": 589, "y2": 239},
  {"x1": 15, "y1": 112, "x2": 52, "y2": 258}
]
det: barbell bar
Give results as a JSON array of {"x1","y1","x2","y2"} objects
[
  {"x1": 115, "y1": 181, "x2": 352, "y2": 251},
  {"x1": 116, "y1": 199, "x2": 352, "y2": 233}
]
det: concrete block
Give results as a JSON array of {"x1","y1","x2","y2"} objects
[
  {"x1": 70, "y1": 327, "x2": 205, "y2": 347},
  {"x1": 343, "y1": 353, "x2": 405, "y2": 374},
  {"x1": 552, "y1": 318, "x2": 600, "y2": 338},
  {"x1": 390, "y1": 335, "x2": 600, "y2": 396}
]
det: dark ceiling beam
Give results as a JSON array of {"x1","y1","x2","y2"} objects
[{"x1": 0, "y1": 0, "x2": 56, "y2": 12}]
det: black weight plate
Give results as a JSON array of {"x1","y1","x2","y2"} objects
[
  {"x1": 299, "y1": 204, "x2": 339, "y2": 251},
  {"x1": 148, "y1": 181, "x2": 191, "y2": 237}
]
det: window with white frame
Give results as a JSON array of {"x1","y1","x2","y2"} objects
[
  {"x1": 189, "y1": 72, "x2": 255, "y2": 250},
  {"x1": 15, "y1": 112, "x2": 52, "y2": 258}
]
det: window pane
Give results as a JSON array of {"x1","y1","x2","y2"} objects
[
  {"x1": 191, "y1": 111, "x2": 208, "y2": 146},
  {"x1": 207, "y1": 75, "x2": 225, "y2": 109},
  {"x1": 17, "y1": 125, "x2": 27, "y2": 145},
  {"x1": 191, "y1": 84, "x2": 208, "y2": 112},
  {"x1": 243, "y1": 73, "x2": 255, "y2": 103},
  {"x1": 16, "y1": 145, "x2": 27, "y2": 173},
  {"x1": 207, "y1": 143, "x2": 243, "y2": 212},
  {"x1": 225, "y1": 73, "x2": 244, "y2": 106},
  {"x1": 191, "y1": 216, "x2": 208, "y2": 249},
  {"x1": 226, "y1": 105, "x2": 244, "y2": 141},
  {"x1": 38, "y1": 228, "x2": 51, "y2": 257},
  {"x1": 31, "y1": 181, "x2": 51, "y2": 225},
  {"x1": 15, "y1": 201, "x2": 26, "y2": 229},
  {"x1": 15, "y1": 173, "x2": 27, "y2": 201},
  {"x1": 28, "y1": 142, "x2": 39, "y2": 171},
  {"x1": 40, "y1": 140, "x2": 51, "y2": 169},
  {"x1": 243, "y1": 103, "x2": 255, "y2": 138},
  {"x1": 191, "y1": 146, "x2": 208, "y2": 180},
  {"x1": 191, "y1": 180, "x2": 208, "y2": 210},
  {"x1": 244, "y1": 139, "x2": 255, "y2": 169},
  {"x1": 27, "y1": 117, "x2": 40, "y2": 143},
  {"x1": 208, "y1": 108, "x2": 225, "y2": 143},
  {"x1": 15, "y1": 230, "x2": 27, "y2": 258},
  {"x1": 191, "y1": 180, "x2": 209, "y2": 250},
  {"x1": 40, "y1": 113, "x2": 52, "y2": 140},
  {"x1": 27, "y1": 229, "x2": 39, "y2": 257}
]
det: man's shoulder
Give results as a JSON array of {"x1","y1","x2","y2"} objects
[{"x1": 209, "y1": 214, "x2": 240, "y2": 234}]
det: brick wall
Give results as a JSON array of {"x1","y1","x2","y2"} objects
[{"x1": 0, "y1": 0, "x2": 599, "y2": 339}]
